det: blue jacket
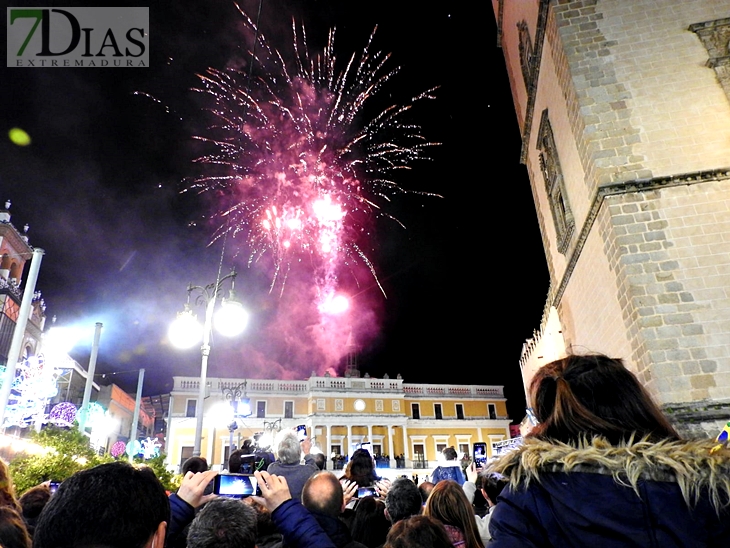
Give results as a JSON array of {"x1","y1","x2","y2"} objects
[
  {"x1": 431, "y1": 463, "x2": 466, "y2": 486},
  {"x1": 487, "y1": 437, "x2": 730, "y2": 548},
  {"x1": 166, "y1": 493, "x2": 196, "y2": 546},
  {"x1": 271, "y1": 499, "x2": 338, "y2": 548}
]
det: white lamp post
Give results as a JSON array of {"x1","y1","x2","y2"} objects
[{"x1": 169, "y1": 271, "x2": 248, "y2": 458}]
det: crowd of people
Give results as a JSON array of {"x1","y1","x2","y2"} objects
[{"x1": 0, "y1": 354, "x2": 728, "y2": 547}]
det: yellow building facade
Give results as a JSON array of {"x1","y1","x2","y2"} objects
[{"x1": 166, "y1": 375, "x2": 511, "y2": 472}]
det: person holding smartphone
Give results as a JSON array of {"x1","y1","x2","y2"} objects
[{"x1": 266, "y1": 430, "x2": 318, "y2": 501}]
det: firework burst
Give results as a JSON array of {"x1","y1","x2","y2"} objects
[{"x1": 188, "y1": 6, "x2": 439, "y2": 300}]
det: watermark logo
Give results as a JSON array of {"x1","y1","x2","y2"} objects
[{"x1": 7, "y1": 7, "x2": 148, "y2": 67}]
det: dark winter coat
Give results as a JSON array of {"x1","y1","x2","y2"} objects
[
  {"x1": 271, "y1": 498, "x2": 337, "y2": 548},
  {"x1": 487, "y1": 437, "x2": 730, "y2": 548},
  {"x1": 309, "y1": 510, "x2": 367, "y2": 548},
  {"x1": 267, "y1": 461, "x2": 318, "y2": 501}
]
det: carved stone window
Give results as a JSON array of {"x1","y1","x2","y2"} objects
[
  {"x1": 537, "y1": 110, "x2": 574, "y2": 254},
  {"x1": 518, "y1": 20, "x2": 534, "y2": 90},
  {"x1": 690, "y1": 18, "x2": 730, "y2": 102}
]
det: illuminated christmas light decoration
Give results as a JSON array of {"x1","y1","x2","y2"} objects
[
  {"x1": 77, "y1": 402, "x2": 106, "y2": 430},
  {"x1": 4, "y1": 355, "x2": 60, "y2": 428},
  {"x1": 126, "y1": 439, "x2": 142, "y2": 458},
  {"x1": 110, "y1": 440, "x2": 127, "y2": 458},
  {"x1": 140, "y1": 437, "x2": 162, "y2": 460},
  {"x1": 48, "y1": 402, "x2": 77, "y2": 427}
]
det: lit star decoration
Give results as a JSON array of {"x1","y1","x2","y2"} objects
[{"x1": 189, "y1": 7, "x2": 440, "y2": 301}]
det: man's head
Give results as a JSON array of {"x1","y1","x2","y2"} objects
[
  {"x1": 301, "y1": 471, "x2": 343, "y2": 517},
  {"x1": 187, "y1": 498, "x2": 257, "y2": 548},
  {"x1": 274, "y1": 430, "x2": 301, "y2": 465},
  {"x1": 33, "y1": 461, "x2": 169, "y2": 548},
  {"x1": 418, "y1": 481, "x2": 434, "y2": 504},
  {"x1": 243, "y1": 498, "x2": 277, "y2": 538},
  {"x1": 18, "y1": 483, "x2": 51, "y2": 520},
  {"x1": 181, "y1": 457, "x2": 208, "y2": 475},
  {"x1": 312, "y1": 453, "x2": 326, "y2": 470},
  {"x1": 481, "y1": 473, "x2": 508, "y2": 507},
  {"x1": 384, "y1": 515, "x2": 452, "y2": 548},
  {"x1": 229, "y1": 449, "x2": 244, "y2": 473},
  {"x1": 385, "y1": 478, "x2": 422, "y2": 524},
  {"x1": 442, "y1": 446, "x2": 458, "y2": 461}
]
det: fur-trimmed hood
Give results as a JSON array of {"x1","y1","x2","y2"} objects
[{"x1": 489, "y1": 437, "x2": 730, "y2": 510}]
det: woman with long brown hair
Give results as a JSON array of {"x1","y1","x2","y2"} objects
[
  {"x1": 0, "y1": 461, "x2": 20, "y2": 514},
  {"x1": 424, "y1": 480, "x2": 484, "y2": 548},
  {"x1": 341, "y1": 449, "x2": 380, "y2": 488},
  {"x1": 488, "y1": 354, "x2": 730, "y2": 547}
]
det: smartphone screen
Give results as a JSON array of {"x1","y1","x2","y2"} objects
[
  {"x1": 296, "y1": 424, "x2": 307, "y2": 441},
  {"x1": 473, "y1": 442, "x2": 487, "y2": 469},
  {"x1": 214, "y1": 474, "x2": 259, "y2": 498},
  {"x1": 357, "y1": 486, "x2": 378, "y2": 498}
]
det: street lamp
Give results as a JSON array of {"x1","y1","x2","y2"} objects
[
  {"x1": 222, "y1": 381, "x2": 251, "y2": 463},
  {"x1": 169, "y1": 271, "x2": 248, "y2": 457},
  {"x1": 258, "y1": 418, "x2": 282, "y2": 451}
]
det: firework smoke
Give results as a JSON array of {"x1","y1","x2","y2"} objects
[{"x1": 189, "y1": 6, "x2": 438, "y2": 374}]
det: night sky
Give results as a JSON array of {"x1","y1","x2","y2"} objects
[{"x1": 2, "y1": 0, "x2": 548, "y2": 422}]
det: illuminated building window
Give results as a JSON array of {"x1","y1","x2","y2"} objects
[{"x1": 537, "y1": 109, "x2": 574, "y2": 254}]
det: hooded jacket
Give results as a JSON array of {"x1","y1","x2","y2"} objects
[{"x1": 487, "y1": 437, "x2": 730, "y2": 548}]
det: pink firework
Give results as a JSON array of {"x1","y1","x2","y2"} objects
[{"x1": 188, "y1": 6, "x2": 439, "y2": 303}]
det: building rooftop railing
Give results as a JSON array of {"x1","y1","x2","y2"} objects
[
  {"x1": 401, "y1": 384, "x2": 504, "y2": 398},
  {"x1": 174, "y1": 377, "x2": 310, "y2": 394},
  {"x1": 172, "y1": 376, "x2": 504, "y2": 399}
]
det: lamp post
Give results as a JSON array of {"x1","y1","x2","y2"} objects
[
  {"x1": 258, "y1": 418, "x2": 282, "y2": 451},
  {"x1": 169, "y1": 271, "x2": 248, "y2": 458},
  {"x1": 222, "y1": 381, "x2": 250, "y2": 463}
]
